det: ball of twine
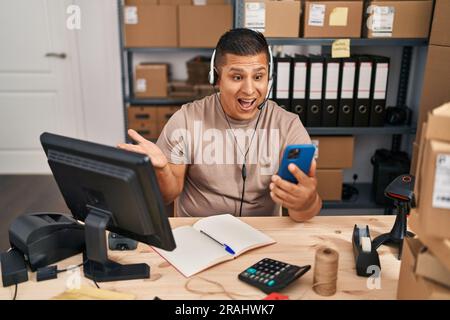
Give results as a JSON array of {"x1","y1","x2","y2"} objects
[{"x1": 312, "y1": 246, "x2": 339, "y2": 296}]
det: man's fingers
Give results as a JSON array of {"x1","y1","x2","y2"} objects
[
  {"x1": 270, "y1": 184, "x2": 297, "y2": 204},
  {"x1": 117, "y1": 143, "x2": 147, "y2": 155},
  {"x1": 128, "y1": 129, "x2": 147, "y2": 144},
  {"x1": 288, "y1": 163, "x2": 309, "y2": 183},
  {"x1": 309, "y1": 159, "x2": 317, "y2": 178},
  {"x1": 271, "y1": 175, "x2": 297, "y2": 193}
]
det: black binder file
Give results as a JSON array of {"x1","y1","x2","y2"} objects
[
  {"x1": 306, "y1": 55, "x2": 324, "y2": 127},
  {"x1": 291, "y1": 55, "x2": 308, "y2": 125},
  {"x1": 273, "y1": 56, "x2": 292, "y2": 111},
  {"x1": 338, "y1": 57, "x2": 357, "y2": 127},
  {"x1": 354, "y1": 56, "x2": 373, "y2": 127},
  {"x1": 322, "y1": 57, "x2": 340, "y2": 126},
  {"x1": 369, "y1": 56, "x2": 390, "y2": 127}
]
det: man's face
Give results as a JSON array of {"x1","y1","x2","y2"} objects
[{"x1": 217, "y1": 52, "x2": 269, "y2": 121}]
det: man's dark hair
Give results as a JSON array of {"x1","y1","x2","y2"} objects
[{"x1": 214, "y1": 28, "x2": 270, "y2": 70}]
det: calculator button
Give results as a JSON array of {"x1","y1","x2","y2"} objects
[
  {"x1": 269, "y1": 275, "x2": 275, "y2": 279},
  {"x1": 264, "y1": 279, "x2": 269, "y2": 284},
  {"x1": 267, "y1": 280, "x2": 275, "y2": 287},
  {"x1": 275, "y1": 271, "x2": 280, "y2": 275},
  {"x1": 247, "y1": 268, "x2": 257, "y2": 274}
]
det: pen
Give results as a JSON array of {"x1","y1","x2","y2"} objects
[{"x1": 200, "y1": 230, "x2": 235, "y2": 255}]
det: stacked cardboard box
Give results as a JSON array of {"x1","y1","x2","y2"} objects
[
  {"x1": 179, "y1": 1, "x2": 233, "y2": 47},
  {"x1": 303, "y1": 0, "x2": 363, "y2": 38},
  {"x1": 414, "y1": 0, "x2": 450, "y2": 147},
  {"x1": 123, "y1": 0, "x2": 178, "y2": 47},
  {"x1": 397, "y1": 103, "x2": 450, "y2": 299},
  {"x1": 134, "y1": 63, "x2": 169, "y2": 98},
  {"x1": 244, "y1": 0, "x2": 302, "y2": 37},
  {"x1": 363, "y1": 0, "x2": 433, "y2": 38},
  {"x1": 123, "y1": 1, "x2": 232, "y2": 48},
  {"x1": 127, "y1": 105, "x2": 181, "y2": 140},
  {"x1": 311, "y1": 136, "x2": 354, "y2": 200}
]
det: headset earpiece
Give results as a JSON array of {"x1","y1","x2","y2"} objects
[{"x1": 208, "y1": 49, "x2": 217, "y2": 85}]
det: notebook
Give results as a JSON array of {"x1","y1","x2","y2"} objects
[{"x1": 153, "y1": 214, "x2": 276, "y2": 277}]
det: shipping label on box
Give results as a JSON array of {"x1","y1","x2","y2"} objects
[
  {"x1": 245, "y1": 2, "x2": 266, "y2": 32},
  {"x1": 433, "y1": 154, "x2": 450, "y2": 210},
  {"x1": 124, "y1": 6, "x2": 138, "y2": 24},
  {"x1": 309, "y1": 3, "x2": 326, "y2": 27},
  {"x1": 369, "y1": 6, "x2": 395, "y2": 37}
]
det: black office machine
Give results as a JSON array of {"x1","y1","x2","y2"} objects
[
  {"x1": 352, "y1": 224, "x2": 381, "y2": 277},
  {"x1": 8, "y1": 212, "x2": 85, "y2": 271}
]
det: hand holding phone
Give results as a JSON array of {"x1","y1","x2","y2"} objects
[{"x1": 278, "y1": 144, "x2": 315, "y2": 183}]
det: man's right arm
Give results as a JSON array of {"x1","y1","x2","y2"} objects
[{"x1": 118, "y1": 129, "x2": 186, "y2": 204}]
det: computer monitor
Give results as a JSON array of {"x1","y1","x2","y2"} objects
[{"x1": 40, "y1": 132, "x2": 176, "y2": 282}]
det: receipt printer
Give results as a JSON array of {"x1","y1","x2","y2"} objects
[{"x1": 8, "y1": 212, "x2": 85, "y2": 271}]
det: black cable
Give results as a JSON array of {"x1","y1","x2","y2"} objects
[
  {"x1": 239, "y1": 164, "x2": 247, "y2": 217},
  {"x1": 12, "y1": 284, "x2": 17, "y2": 300},
  {"x1": 93, "y1": 280, "x2": 100, "y2": 289}
]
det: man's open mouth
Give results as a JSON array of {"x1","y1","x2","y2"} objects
[{"x1": 237, "y1": 98, "x2": 257, "y2": 110}]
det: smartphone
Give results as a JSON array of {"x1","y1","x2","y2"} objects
[{"x1": 278, "y1": 144, "x2": 316, "y2": 183}]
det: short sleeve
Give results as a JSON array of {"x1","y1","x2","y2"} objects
[
  {"x1": 285, "y1": 116, "x2": 312, "y2": 146},
  {"x1": 156, "y1": 108, "x2": 191, "y2": 165}
]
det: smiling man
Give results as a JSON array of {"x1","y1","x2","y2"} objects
[{"x1": 118, "y1": 28, "x2": 322, "y2": 221}]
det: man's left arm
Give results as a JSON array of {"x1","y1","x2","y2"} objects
[{"x1": 270, "y1": 159, "x2": 322, "y2": 222}]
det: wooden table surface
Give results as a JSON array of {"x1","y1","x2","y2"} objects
[{"x1": 0, "y1": 215, "x2": 402, "y2": 300}]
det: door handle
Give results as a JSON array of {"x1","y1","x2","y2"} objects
[{"x1": 45, "y1": 52, "x2": 67, "y2": 59}]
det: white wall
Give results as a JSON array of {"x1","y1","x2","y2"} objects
[{"x1": 75, "y1": 0, "x2": 124, "y2": 145}]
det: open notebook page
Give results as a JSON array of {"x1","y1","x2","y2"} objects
[
  {"x1": 153, "y1": 226, "x2": 231, "y2": 277},
  {"x1": 193, "y1": 214, "x2": 276, "y2": 256}
]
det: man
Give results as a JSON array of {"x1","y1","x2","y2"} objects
[{"x1": 118, "y1": 28, "x2": 322, "y2": 221}]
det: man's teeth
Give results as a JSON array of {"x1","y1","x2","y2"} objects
[{"x1": 239, "y1": 99, "x2": 255, "y2": 108}]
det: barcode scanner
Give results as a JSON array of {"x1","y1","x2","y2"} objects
[{"x1": 372, "y1": 174, "x2": 416, "y2": 259}]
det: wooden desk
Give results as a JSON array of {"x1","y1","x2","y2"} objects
[{"x1": 0, "y1": 216, "x2": 401, "y2": 300}]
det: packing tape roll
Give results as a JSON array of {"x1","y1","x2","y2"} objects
[{"x1": 361, "y1": 236, "x2": 372, "y2": 253}]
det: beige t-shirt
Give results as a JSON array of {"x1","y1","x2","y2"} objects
[{"x1": 156, "y1": 94, "x2": 311, "y2": 217}]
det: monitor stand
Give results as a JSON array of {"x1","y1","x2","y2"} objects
[{"x1": 82, "y1": 207, "x2": 150, "y2": 282}]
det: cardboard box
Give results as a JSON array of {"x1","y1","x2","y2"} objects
[
  {"x1": 123, "y1": 4, "x2": 178, "y2": 47},
  {"x1": 411, "y1": 142, "x2": 419, "y2": 176},
  {"x1": 311, "y1": 136, "x2": 354, "y2": 168},
  {"x1": 415, "y1": 247, "x2": 450, "y2": 288},
  {"x1": 424, "y1": 103, "x2": 450, "y2": 143},
  {"x1": 413, "y1": 104, "x2": 450, "y2": 239},
  {"x1": 178, "y1": 5, "x2": 233, "y2": 48},
  {"x1": 303, "y1": 0, "x2": 363, "y2": 38},
  {"x1": 127, "y1": 106, "x2": 159, "y2": 140},
  {"x1": 409, "y1": 210, "x2": 450, "y2": 272},
  {"x1": 397, "y1": 237, "x2": 450, "y2": 299},
  {"x1": 416, "y1": 46, "x2": 450, "y2": 140},
  {"x1": 126, "y1": 0, "x2": 158, "y2": 5},
  {"x1": 157, "y1": 106, "x2": 181, "y2": 132},
  {"x1": 168, "y1": 81, "x2": 196, "y2": 98},
  {"x1": 135, "y1": 64, "x2": 168, "y2": 98},
  {"x1": 416, "y1": 139, "x2": 450, "y2": 239},
  {"x1": 316, "y1": 169, "x2": 343, "y2": 200},
  {"x1": 158, "y1": 0, "x2": 227, "y2": 3},
  {"x1": 364, "y1": 0, "x2": 433, "y2": 38},
  {"x1": 430, "y1": 0, "x2": 450, "y2": 47},
  {"x1": 244, "y1": 1, "x2": 302, "y2": 38}
]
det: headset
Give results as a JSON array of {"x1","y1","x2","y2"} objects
[{"x1": 208, "y1": 46, "x2": 274, "y2": 106}]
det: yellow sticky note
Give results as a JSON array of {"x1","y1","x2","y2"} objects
[
  {"x1": 329, "y1": 7, "x2": 348, "y2": 26},
  {"x1": 332, "y1": 39, "x2": 351, "y2": 58}
]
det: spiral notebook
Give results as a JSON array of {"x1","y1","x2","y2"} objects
[{"x1": 153, "y1": 214, "x2": 276, "y2": 277}]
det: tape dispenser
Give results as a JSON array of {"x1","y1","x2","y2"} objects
[{"x1": 352, "y1": 224, "x2": 381, "y2": 277}]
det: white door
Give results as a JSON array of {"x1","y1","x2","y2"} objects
[{"x1": 0, "y1": 0, "x2": 84, "y2": 173}]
